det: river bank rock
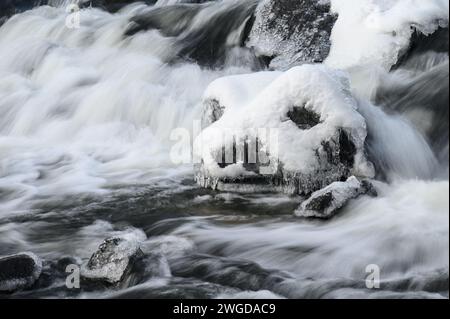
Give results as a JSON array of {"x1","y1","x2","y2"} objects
[
  {"x1": 295, "y1": 176, "x2": 377, "y2": 219},
  {"x1": 0, "y1": 252, "x2": 43, "y2": 292}
]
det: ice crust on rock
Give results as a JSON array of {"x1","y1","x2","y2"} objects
[
  {"x1": 295, "y1": 176, "x2": 377, "y2": 219},
  {"x1": 247, "y1": 0, "x2": 337, "y2": 69},
  {"x1": 194, "y1": 64, "x2": 375, "y2": 196},
  {"x1": 81, "y1": 230, "x2": 146, "y2": 284}
]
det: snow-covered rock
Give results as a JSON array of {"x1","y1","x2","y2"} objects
[
  {"x1": 81, "y1": 235, "x2": 145, "y2": 284},
  {"x1": 295, "y1": 176, "x2": 377, "y2": 219},
  {"x1": 247, "y1": 0, "x2": 337, "y2": 69},
  {"x1": 194, "y1": 65, "x2": 375, "y2": 196},
  {"x1": 0, "y1": 252, "x2": 43, "y2": 292},
  {"x1": 325, "y1": 0, "x2": 449, "y2": 70}
]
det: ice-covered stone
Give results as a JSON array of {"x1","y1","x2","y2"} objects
[
  {"x1": 0, "y1": 252, "x2": 43, "y2": 292},
  {"x1": 194, "y1": 65, "x2": 375, "y2": 196},
  {"x1": 325, "y1": 0, "x2": 449, "y2": 70},
  {"x1": 81, "y1": 235, "x2": 145, "y2": 284},
  {"x1": 247, "y1": 0, "x2": 337, "y2": 69},
  {"x1": 295, "y1": 176, "x2": 377, "y2": 219}
]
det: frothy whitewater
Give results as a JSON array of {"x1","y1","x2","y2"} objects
[{"x1": 0, "y1": 0, "x2": 448, "y2": 299}]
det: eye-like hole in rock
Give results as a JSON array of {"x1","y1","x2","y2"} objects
[{"x1": 287, "y1": 106, "x2": 321, "y2": 130}]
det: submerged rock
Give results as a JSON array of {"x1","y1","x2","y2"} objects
[
  {"x1": 194, "y1": 65, "x2": 375, "y2": 196},
  {"x1": 81, "y1": 237, "x2": 144, "y2": 284},
  {"x1": 295, "y1": 176, "x2": 377, "y2": 219},
  {"x1": 247, "y1": 0, "x2": 337, "y2": 69},
  {"x1": 0, "y1": 252, "x2": 43, "y2": 292}
]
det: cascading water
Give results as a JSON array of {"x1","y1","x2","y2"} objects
[{"x1": 0, "y1": 0, "x2": 448, "y2": 299}]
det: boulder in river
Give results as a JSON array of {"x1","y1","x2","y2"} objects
[
  {"x1": 81, "y1": 237, "x2": 144, "y2": 284},
  {"x1": 0, "y1": 252, "x2": 43, "y2": 292},
  {"x1": 295, "y1": 176, "x2": 377, "y2": 219},
  {"x1": 194, "y1": 65, "x2": 375, "y2": 196}
]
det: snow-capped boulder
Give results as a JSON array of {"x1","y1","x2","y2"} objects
[
  {"x1": 325, "y1": 0, "x2": 449, "y2": 70},
  {"x1": 0, "y1": 252, "x2": 43, "y2": 292},
  {"x1": 81, "y1": 236, "x2": 145, "y2": 284},
  {"x1": 247, "y1": 0, "x2": 337, "y2": 69},
  {"x1": 295, "y1": 176, "x2": 377, "y2": 219},
  {"x1": 194, "y1": 65, "x2": 375, "y2": 196}
]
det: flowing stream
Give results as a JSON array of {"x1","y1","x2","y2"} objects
[{"x1": 0, "y1": 0, "x2": 448, "y2": 299}]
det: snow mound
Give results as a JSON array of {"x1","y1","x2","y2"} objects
[
  {"x1": 194, "y1": 64, "x2": 375, "y2": 195},
  {"x1": 326, "y1": 0, "x2": 449, "y2": 70}
]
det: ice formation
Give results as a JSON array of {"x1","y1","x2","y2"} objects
[
  {"x1": 81, "y1": 231, "x2": 146, "y2": 284},
  {"x1": 194, "y1": 64, "x2": 375, "y2": 196}
]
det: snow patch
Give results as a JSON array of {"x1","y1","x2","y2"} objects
[{"x1": 326, "y1": 0, "x2": 449, "y2": 69}]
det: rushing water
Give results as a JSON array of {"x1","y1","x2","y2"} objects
[{"x1": 0, "y1": 1, "x2": 448, "y2": 299}]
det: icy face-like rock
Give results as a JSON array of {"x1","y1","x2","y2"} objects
[
  {"x1": 0, "y1": 252, "x2": 42, "y2": 292},
  {"x1": 81, "y1": 234, "x2": 145, "y2": 284},
  {"x1": 194, "y1": 65, "x2": 375, "y2": 196},
  {"x1": 295, "y1": 176, "x2": 377, "y2": 219},
  {"x1": 247, "y1": 0, "x2": 337, "y2": 69}
]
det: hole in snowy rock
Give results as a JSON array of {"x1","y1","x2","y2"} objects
[{"x1": 287, "y1": 106, "x2": 321, "y2": 130}]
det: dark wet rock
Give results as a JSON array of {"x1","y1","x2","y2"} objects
[
  {"x1": 394, "y1": 27, "x2": 449, "y2": 70},
  {"x1": 247, "y1": 0, "x2": 337, "y2": 69},
  {"x1": 124, "y1": 253, "x2": 171, "y2": 287},
  {"x1": 81, "y1": 237, "x2": 144, "y2": 284},
  {"x1": 0, "y1": 252, "x2": 43, "y2": 292},
  {"x1": 295, "y1": 176, "x2": 377, "y2": 219}
]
